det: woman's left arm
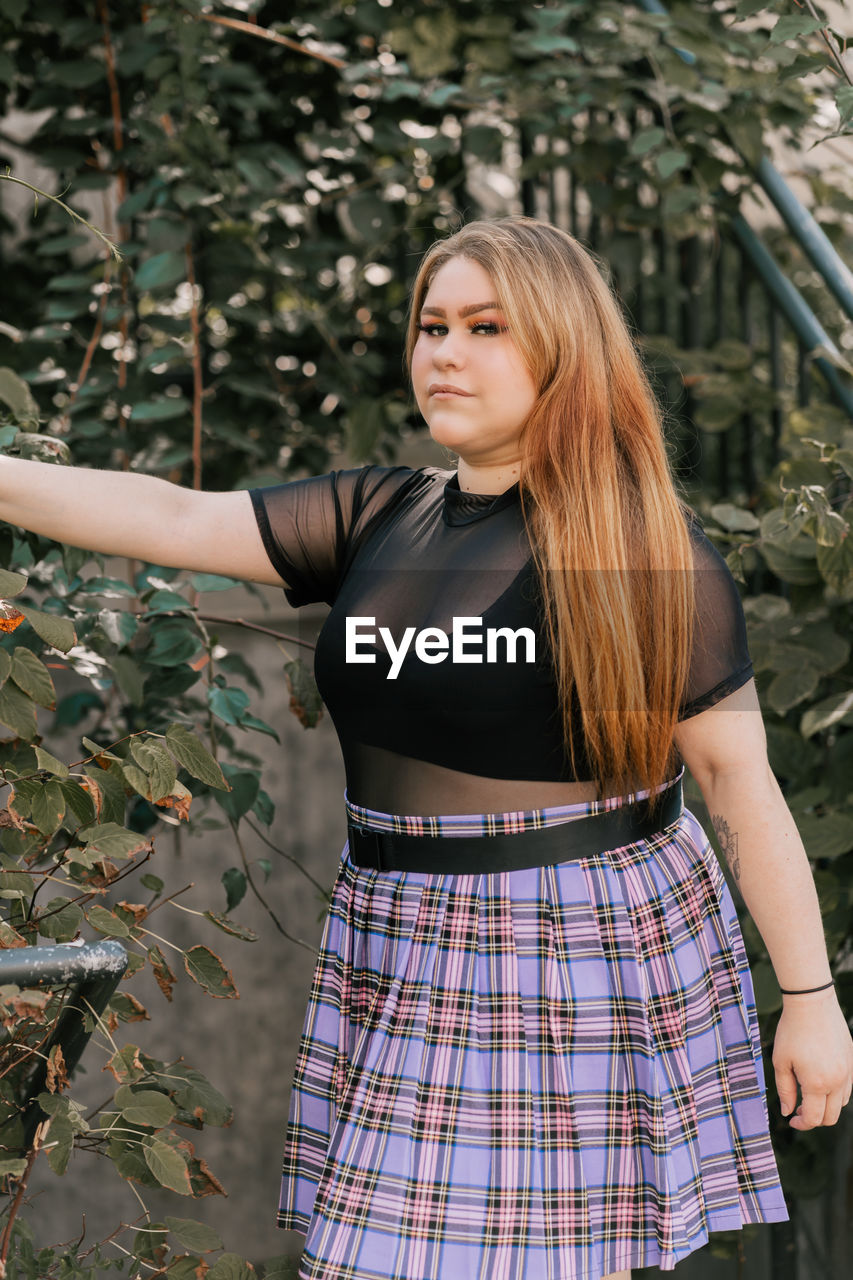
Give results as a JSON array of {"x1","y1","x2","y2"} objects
[{"x1": 673, "y1": 678, "x2": 853, "y2": 1131}]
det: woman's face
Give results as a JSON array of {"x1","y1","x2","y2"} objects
[{"x1": 411, "y1": 256, "x2": 538, "y2": 470}]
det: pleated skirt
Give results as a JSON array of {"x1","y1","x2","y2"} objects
[{"x1": 279, "y1": 771, "x2": 788, "y2": 1280}]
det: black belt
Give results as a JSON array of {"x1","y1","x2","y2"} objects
[{"x1": 347, "y1": 778, "x2": 683, "y2": 874}]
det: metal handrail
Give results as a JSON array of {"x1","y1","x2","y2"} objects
[
  {"x1": 633, "y1": 0, "x2": 853, "y2": 414},
  {"x1": 0, "y1": 940, "x2": 128, "y2": 1149}
]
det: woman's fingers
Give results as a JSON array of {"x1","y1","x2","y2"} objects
[
  {"x1": 789, "y1": 1088, "x2": 828, "y2": 1130},
  {"x1": 774, "y1": 1063, "x2": 798, "y2": 1118}
]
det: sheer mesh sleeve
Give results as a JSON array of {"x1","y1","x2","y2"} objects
[
  {"x1": 678, "y1": 513, "x2": 754, "y2": 720},
  {"x1": 249, "y1": 466, "x2": 419, "y2": 607}
]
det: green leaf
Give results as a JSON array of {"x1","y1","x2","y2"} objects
[
  {"x1": 79, "y1": 822, "x2": 150, "y2": 860},
  {"x1": 709, "y1": 503, "x2": 760, "y2": 533},
  {"x1": 112, "y1": 653, "x2": 146, "y2": 706},
  {"x1": 628, "y1": 126, "x2": 665, "y2": 156},
  {"x1": 800, "y1": 690, "x2": 853, "y2": 739},
  {"x1": 767, "y1": 15, "x2": 825, "y2": 44},
  {"x1": 146, "y1": 621, "x2": 204, "y2": 667},
  {"x1": 97, "y1": 607, "x2": 139, "y2": 647},
  {"x1": 222, "y1": 867, "x2": 247, "y2": 912},
  {"x1": 116, "y1": 1085, "x2": 176, "y2": 1128},
  {"x1": 166, "y1": 1257, "x2": 207, "y2": 1279},
  {"x1": 133, "y1": 250, "x2": 187, "y2": 292},
  {"x1": 189, "y1": 573, "x2": 241, "y2": 592},
  {"x1": 796, "y1": 810, "x2": 853, "y2": 861},
  {"x1": 86, "y1": 905, "x2": 133, "y2": 938},
  {"x1": 216, "y1": 767, "x2": 259, "y2": 822},
  {"x1": 0, "y1": 367, "x2": 39, "y2": 420},
  {"x1": 10, "y1": 647, "x2": 56, "y2": 707},
  {"x1": 35, "y1": 746, "x2": 69, "y2": 778},
  {"x1": 766, "y1": 666, "x2": 820, "y2": 716},
  {"x1": 144, "y1": 588, "x2": 194, "y2": 614},
  {"x1": 208, "y1": 685, "x2": 249, "y2": 726},
  {"x1": 836, "y1": 85, "x2": 853, "y2": 129},
  {"x1": 37, "y1": 897, "x2": 83, "y2": 942},
  {"x1": 130, "y1": 397, "x2": 190, "y2": 423},
  {"x1": 735, "y1": 1, "x2": 776, "y2": 21},
  {"x1": 30, "y1": 779, "x2": 66, "y2": 836},
  {"x1": 0, "y1": 567, "x2": 27, "y2": 598},
  {"x1": 133, "y1": 1222, "x2": 169, "y2": 1264},
  {"x1": 131, "y1": 739, "x2": 178, "y2": 802},
  {"x1": 0, "y1": 649, "x2": 10, "y2": 688},
  {"x1": 204, "y1": 911, "x2": 258, "y2": 942},
  {"x1": 816, "y1": 535, "x2": 853, "y2": 593},
  {"x1": 0, "y1": 1158, "x2": 28, "y2": 1178},
  {"x1": 655, "y1": 148, "x2": 689, "y2": 179},
  {"x1": 207, "y1": 1255, "x2": 256, "y2": 1280},
  {"x1": 164, "y1": 1065, "x2": 232, "y2": 1127},
  {"x1": 110, "y1": 990, "x2": 150, "y2": 1022},
  {"x1": 84, "y1": 766, "x2": 128, "y2": 824},
  {"x1": 0, "y1": 681, "x2": 38, "y2": 738},
  {"x1": 165, "y1": 1218, "x2": 223, "y2": 1253},
  {"x1": 166, "y1": 723, "x2": 228, "y2": 789},
  {"x1": 16, "y1": 605, "x2": 76, "y2": 652},
  {"x1": 142, "y1": 1134, "x2": 192, "y2": 1195},
  {"x1": 184, "y1": 945, "x2": 238, "y2": 999},
  {"x1": 284, "y1": 659, "x2": 323, "y2": 728}
]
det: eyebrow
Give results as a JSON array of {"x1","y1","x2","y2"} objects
[{"x1": 420, "y1": 302, "x2": 503, "y2": 318}]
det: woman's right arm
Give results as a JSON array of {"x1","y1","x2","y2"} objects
[{"x1": 0, "y1": 456, "x2": 285, "y2": 586}]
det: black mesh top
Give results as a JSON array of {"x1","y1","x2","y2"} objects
[{"x1": 249, "y1": 466, "x2": 754, "y2": 813}]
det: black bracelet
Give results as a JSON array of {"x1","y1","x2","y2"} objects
[{"x1": 779, "y1": 980, "x2": 835, "y2": 995}]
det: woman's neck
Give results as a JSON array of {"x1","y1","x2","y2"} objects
[{"x1": 455, "y1": 457, "x2": 521, "y2": 495}]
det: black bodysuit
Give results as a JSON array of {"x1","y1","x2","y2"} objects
[{"x1": 249, "y1": 466, "x2": 754, "y2": 814}]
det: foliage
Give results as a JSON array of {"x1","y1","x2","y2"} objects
[
  {"x1": 692, "y1": 397, "x2": 853, "y2": 1203},
  {"x1": 0, "y1": 0, "x2": 851, "y2": 1273}
]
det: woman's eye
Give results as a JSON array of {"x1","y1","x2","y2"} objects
[
  {"x1": 417, "y1": 323, "x2": 447, "y2": 336},
  {"x1": 470, "y1": 321, "x2": 504, "y2": 335}
]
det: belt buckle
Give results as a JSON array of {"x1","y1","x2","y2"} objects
[{"x1": 348, "y1": 823, "x2": 383, "y2": 870}]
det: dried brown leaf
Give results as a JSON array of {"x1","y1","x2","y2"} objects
[
  {"x1": 117, "y1": 900, "x2": 148, "y2": 926},
  {"x1": 149, "y1": 945, "x2": 177, "y2": 1002},
  {"x1": 45, "y1": 1044, "x2": 68, "y2": 1094},
  {"x1": 154, "y1": 781, "x2": 192, "y2": 822},
  {"x1": 0, "y1": 603, "x2": 25, "y2": 633},
  {"x1": 0, "y1": 806, "x2": 25, "y2": 830}
]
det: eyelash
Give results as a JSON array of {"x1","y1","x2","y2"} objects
[{"x1": 417, "y1": 321, "x2": 506, "y2": 337}]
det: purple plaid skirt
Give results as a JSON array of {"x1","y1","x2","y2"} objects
[{"x1": 279, "y1": 771, "x2": 788, "y2": 1279}]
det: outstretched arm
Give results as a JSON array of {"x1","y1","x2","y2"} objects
[
  {"x1": 0, "y1": 455, "x2": 284, "y2": 587},
  {"x1": 673, "y1": 678, "x2": 853, "y2": 1130}
]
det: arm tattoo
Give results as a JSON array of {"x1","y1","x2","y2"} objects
[{"x1": 711, "y1": 814, "x2": 740, "y2": 884}]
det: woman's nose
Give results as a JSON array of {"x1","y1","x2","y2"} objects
[{"x1": 433, "y1": 332, "x2": 464, "y2": 368}]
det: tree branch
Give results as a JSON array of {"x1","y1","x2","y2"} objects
[
  {"x1": 200, "y1": 13, "x2": 347, "y2": 69},
  {"x1": 196, "y1": 614, "x2": 315, "y2": 651},
  {"x1": 0, "y1": 1119, "x2": 48, "y2": 1274}
]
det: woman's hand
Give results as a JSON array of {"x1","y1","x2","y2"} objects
[{"x1": 772, "y1": 987, "x2": 853, "y2": 1129}]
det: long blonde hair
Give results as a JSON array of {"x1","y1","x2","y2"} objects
[{"x1": 405, "y1": 217, "x2": 695, "y2": 803}]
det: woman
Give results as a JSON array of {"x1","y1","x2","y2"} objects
[{"x1": 1, "y1": 216, "x2": 851, "y2": 1280}]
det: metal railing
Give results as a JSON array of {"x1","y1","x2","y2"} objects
[{"x1": 0, "y1": 940, "x2": 128, "y2": 1150}]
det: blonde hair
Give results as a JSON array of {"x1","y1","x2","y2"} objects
[{"x1": 405, "y1": 216, "x2": 695, "y2": 803}]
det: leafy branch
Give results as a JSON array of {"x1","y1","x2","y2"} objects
[{"x1": 0, "y1": 170, "x2": 124, "y2": 263}]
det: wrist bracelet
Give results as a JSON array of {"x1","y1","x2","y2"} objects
[{"x1": 779, "y1": 980, "x2": 835, "y2": 995}]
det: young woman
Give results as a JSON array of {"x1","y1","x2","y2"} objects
[{"x1": 1, "y1": 217, "x2": 851, "y2": 1280}]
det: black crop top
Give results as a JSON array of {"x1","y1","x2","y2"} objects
[{"x1": 249, "y1": 466, "x2": 754, "y2": 813}]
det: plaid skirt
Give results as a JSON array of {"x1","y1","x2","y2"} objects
[{"x1": 279, "y1": 771, "x2": 788, "y2": 1280}]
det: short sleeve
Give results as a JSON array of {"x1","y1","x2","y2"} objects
[
  {"x1": 249, "y1": 466, "x2": 418, "y2": 608},
  {"x1": 678, "y1": 512, "x2": 754, "y2": 721}
]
